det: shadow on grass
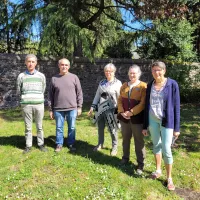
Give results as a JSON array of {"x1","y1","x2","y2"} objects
[
  {"x1": 0, "y1": 135, "x2": 56, "y2": 150},
  {"x1": 68, "y1": 139, "x2": 153, "y2": 178},
  {"x1": 0, "y1": 134, "x2": 155, "y2": 179}
]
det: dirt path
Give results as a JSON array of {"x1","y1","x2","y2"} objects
[{"x1": 175, "y1": 188, "x2": 200, "y2": 200}]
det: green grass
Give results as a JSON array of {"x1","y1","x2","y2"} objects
[{"x1": 0, "y1": 104, "x2": 199, "y2": 200}]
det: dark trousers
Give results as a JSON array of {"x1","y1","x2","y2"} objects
[
  {"x1": 120, "y1": 121, "x2": 146, "y2": 168},
  {"x1": 97, "y1": 117, "x2": 118, "y2": 150}
]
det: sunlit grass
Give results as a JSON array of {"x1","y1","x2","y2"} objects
[{"x1": 0, "y1": 104, "x2": 199, "y2": 199}]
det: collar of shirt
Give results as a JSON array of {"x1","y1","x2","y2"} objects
[{"x1": 25, "y1": 69, "x2": 37, "y2": 75}]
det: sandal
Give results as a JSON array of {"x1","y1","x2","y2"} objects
[
  {"x1": 151, "y1": 170, "x2": 162, "y2": 179},
  {"x1": 167, "y1": 178, "x2": 175, "y2": 191}
]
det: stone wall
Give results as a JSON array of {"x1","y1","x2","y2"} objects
[{"x1": 0, "y1": 53, "x2": 153, "y2": 108}]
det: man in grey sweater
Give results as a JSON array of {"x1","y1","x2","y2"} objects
[
  {"x1": 48, "y1": 58, "x2": 83, "y2": 152},
  {"x1": 17, "y1": 54, "x2": 47, "y2": 154}
]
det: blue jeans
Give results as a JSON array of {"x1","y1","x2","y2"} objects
[
  {"x1": 149, "y1": 113, "x2": 173, "y2": 164},
  {"x1": 54, "y1": 110, "x2": 77, "y2": 146}
]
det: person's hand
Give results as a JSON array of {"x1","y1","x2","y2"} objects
[
  {"x1": 88, "y1": 107, "x2": 94, "y2": 116},
  {"x1": 77, "y1": 107, "x2": 82, "y2": 116},
  {"x1": 121, "y1": 112, "x2": 130, "y2": 119},
  {"x1": 173, "y1": 131, "x2": 180, "y2": 138},
  {"x1": 49, "y1": 111, "x2": 54, "y2": 120},
  {"x1": 142, "y1": 129, "x2": 148, "y2": 136},
  {"x1": 125, "y1": 111, "x2": 133, "y2": 117}
]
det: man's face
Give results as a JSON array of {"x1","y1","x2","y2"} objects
[
  {"x1": 25, "y1": 57, "x2": 37, "y2": 73},
  {"x1": 59, "y1": 59, "x2": 70, "y2": 75}
]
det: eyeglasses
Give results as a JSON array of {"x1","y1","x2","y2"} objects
[
  {"x1": 152, "y1": 69, "x2": 163, "y2": 73},
  {"x1": 105, "y1": 70, "x2": 114, "y2": 73}
]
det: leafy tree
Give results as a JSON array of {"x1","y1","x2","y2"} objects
[
  {"x1": 138, "y1": 19, "x2": 197, "y2": 62},
  {"x1": 0, "y1": 0, "x2": 37, "y2": 53},
  {"x1": 103, "y1": 31, "x2": 135, "y2": 58},
  {"x1": 1, "y1": 0, "x2": 199, "y2": 60},
  {"x1": 32, "y1": 0, "x2": 124, "y2": 59},
  {"x1": 186, "y1": 1, "x2": 200, "y2": 60}
]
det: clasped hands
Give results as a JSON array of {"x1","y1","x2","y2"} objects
[{"x1": 121, "y1": 111, "x2": 133, "y2": 119}]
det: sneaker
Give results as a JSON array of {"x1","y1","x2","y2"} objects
[
  {"x1": 167, "y1": 178, "x2": 175, "y2": 191},
  {"x1": 136, "y1": 168, "x2": 143, "y2": 176},
  {"x1": 93, "y1": 145, "x2": 103, "y2": 152},
  {"x1": 55, "y1": 145, "x2": 62, "y2": 152},
  {"x1": 68, "y1": 145, "x2": 76, "y2": 152},
  {"x1": 23, "y1": 147, "x2": 31, "y2": 154},
  {"x1": 110, "y1": 149, "x2": 117, "y2": 156},
  {"x1": 39, "y1": 145, "x2": 48, "y2": 152}
]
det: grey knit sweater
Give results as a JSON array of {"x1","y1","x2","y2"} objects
[{"x1": 48, "y1": 72, "x2": 83, "y2": 111}]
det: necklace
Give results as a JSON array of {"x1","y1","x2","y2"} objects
[{"x1": 154, "y1": 78, "x2": 167, "y2": 91}]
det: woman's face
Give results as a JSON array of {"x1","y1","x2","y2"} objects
[
  {"x1": 151, "y1": 66, "x2": 166, "y2": 81},
  {"x1": 128, "y1": 68, "x2": 140, "y2": 83},
  {"x1": 104, "y1": 67, "x2": 115, "y2": 81}
]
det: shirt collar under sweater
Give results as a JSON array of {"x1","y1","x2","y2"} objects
[{"x1": 25, "y1": 69, "x2": 37, "y2": 75}]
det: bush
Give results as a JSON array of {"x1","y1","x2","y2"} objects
[{"x1": 166, "y1": 61, "x2": 200, "y2": 103}]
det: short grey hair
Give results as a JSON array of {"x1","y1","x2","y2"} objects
[
  {"x1": 58, "y1": 58, "x2": 70, "y2": 66},
  {"x1": 128, "y1": 64, "x2": 142, "y2": 78},
  {"x1": 151, "y1": 61, "x2": 166, "y2": 70},
  {"x1": 25, "y1": 54, "x2": 37, "y2": 62},
  {"x1": 104, "y1": 63, "x2": 116, "y2": 73}
]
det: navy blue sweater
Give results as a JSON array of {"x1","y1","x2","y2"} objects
[{"x1": 143, "y1": 78, "x2": 180, "y2": 132}]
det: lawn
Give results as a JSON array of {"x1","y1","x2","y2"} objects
[{"x1": 0, "y1": 103, "x2": 199, "y2": 200}]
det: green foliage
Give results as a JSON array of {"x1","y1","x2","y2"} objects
[
  {"x1": 37, "y1": 0, "x2": 123, "y2": 60},
  {"x1": 1, "y1": 0, "x2": 200, "y2": 61},
  {"x1": 103, "y1": 31, "x2": 135, "y2": 58},
  {"x1": 166, "y1": 61, "x2": 200, "y2": 102},
  {"x1": 0, "y1": 0, "x2": 36, "y2": 53},
  {"x1": 187, "y1": 2, "x2": 200, "y2": 60},
  {"x1": 138, "y1": 19, "x2": 197, "y2": 62}
]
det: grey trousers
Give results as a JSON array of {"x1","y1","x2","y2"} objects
[
  {"x1": 22, "y1": 104, "x2": 44, "y2": 147},
  {"x1": 97, "y1": 116, "x2": 118, "y2": 150},
  {"x1": 120, "y1": 121, "x2": 146, "y2": 168}
]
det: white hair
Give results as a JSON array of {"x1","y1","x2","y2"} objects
[
  {"x1": 25, "y1": 54, "x2": 37, "y2": 62},
  {"x1": 58, "y1": 58, "x2": 70, "y2": 66},
  {"x1": 104, "y1": 63, "x2": 116, "y2": 73},
  {"x1": 128, "y1": 64, "x2": 142, "y2": 78}
]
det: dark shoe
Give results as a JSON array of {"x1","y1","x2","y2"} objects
[
  {"x1": 120, "y1": 158, "x2": 129, "y2": 165},
  {"x1": 23, "y1": 147, "x2": 31, "y2": 154},
  {"x1": 55, "y1": 145, "x2": 62, "y2": 152},
  {"x1": 39, "y1": 145, "x2": 48, "y2": 152},
  {"x1": 68, "y1": 145, "x2": 76, "y2": 152}
]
